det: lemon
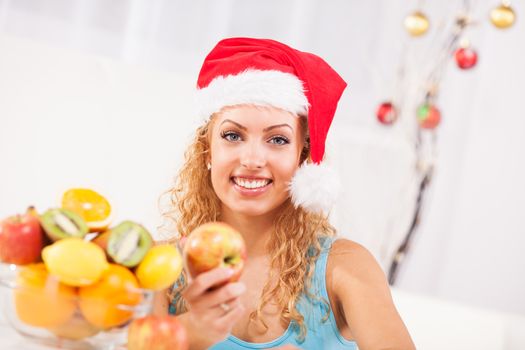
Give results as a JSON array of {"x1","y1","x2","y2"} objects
[
  {"x1": 135, "y1": 245, "x2": 183, "y2": 291},
  {"x1": 42, "y1": 238, "x2": 109, "y2": 287}
]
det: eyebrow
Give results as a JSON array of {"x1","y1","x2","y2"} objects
[
  {"x1": 220, "y1": 119, "x2": 247, "y2": 130},
  {"x1": 220, "y1": 119, "x2": 293, "y2": 132},
  {"x1": 263, "y1": 124, "x2": 293, "y2": 132}
]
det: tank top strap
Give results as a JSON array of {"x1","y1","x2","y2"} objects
[
  {"x1": 310, "y1": 235, "x2": 335, "y2": 299},
  {"x1": 295, "y1": 236, "x2": 335, "y2": 329}
]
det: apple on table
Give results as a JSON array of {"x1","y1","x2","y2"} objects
[
  {"x1": 0, "y1": 207, "x2": 45, "y2": 265},
  {"x1": 127, "y1": 315, "x2": 188, "y2": 350}
]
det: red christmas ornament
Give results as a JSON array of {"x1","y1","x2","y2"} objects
[
  {"x1": 417, "y1": 103, "x2": 441, "y2": 129},
  {"x1": 376, "y1": 101, "x2": 397, "y2": 125},
  {"x1": 455, "y1": 47, "x2": 478, "y2": 69}
]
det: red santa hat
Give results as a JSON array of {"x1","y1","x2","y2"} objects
[{"x1": 196, "y1": 37, "x2": 347, "y2": 214}]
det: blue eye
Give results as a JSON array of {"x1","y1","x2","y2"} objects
[
  {"x1": 221, "y1": 131, "x2": 242, "y2": 142},
  {"x1": 269, "y1": 136, "x2": 290, "y2": 145}
]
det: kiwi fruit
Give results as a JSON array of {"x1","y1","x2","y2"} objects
[
  {"x1": 41, "y1": 208, "x2": 89, "y2": 241},
  {"x1": 106, "y1": 221, "x2": 153, "y2": 267}
]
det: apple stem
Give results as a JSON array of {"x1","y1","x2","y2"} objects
[{"x1": 26, "y1": 206, "x2": 38, "y2": 216}]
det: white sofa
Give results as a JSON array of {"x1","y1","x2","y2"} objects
[{"x1": 392, "y1": 288, "x2": 525, "y2": 350}]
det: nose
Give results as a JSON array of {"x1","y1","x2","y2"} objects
[{"x1": 240, "y1": 141, "x2": 267, "y2": 169}]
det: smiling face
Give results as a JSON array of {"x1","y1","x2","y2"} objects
[{"x1": 208, "y1": 105, "x2": 306, "y2": 218}]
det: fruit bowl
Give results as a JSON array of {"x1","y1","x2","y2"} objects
[{"x1": 0, "y1": 262, "x2": 154, "y2": 350}]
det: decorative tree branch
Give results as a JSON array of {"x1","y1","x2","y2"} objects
[
  {"x1": 388, "y1": 166, "x2": 433, "y2": 285},
  {"x1": 387, "y1": 1, "x2": 477, "y2": 285}
]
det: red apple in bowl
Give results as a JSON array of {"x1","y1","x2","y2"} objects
[
  {"x1": 127, "y1": 315, "x2": 188, "y2": 350},
  {"x1": 183, "y1": 222, "x2": 246, "y2": 284},
  {"x1": 0, "y1": 207, "x2": 45, "y2": 265}
]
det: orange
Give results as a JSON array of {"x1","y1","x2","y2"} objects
[
  {"x1": 61, "y1": 188, "x2": 112, "y2": 232},
  {"x1": 78, "y1": 264, "x2": 142, "y2": 329},
  {"x1": 14, "y1": 263, "x2": 77, "y2": 328}
]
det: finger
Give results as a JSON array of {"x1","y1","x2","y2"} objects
[
  {"x1": 183, "y1": 268, "x2": 234, "y2": 300},
  {"x1": 191, "y1": 282, "x2": 246, "y2": 311},
  {"x1": 205, "y1": 302, "x2": 245, "y2": 340},
  {"x1": 213, "y1": 296, "x2": 242, "y2": 317},
  {"x1": 215, "y1": 301, "x2": 245, "y2": 329}
]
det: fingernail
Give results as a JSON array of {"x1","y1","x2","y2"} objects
[{"x1": 224, "y1": 268, "x2": 234, "y2": 277}]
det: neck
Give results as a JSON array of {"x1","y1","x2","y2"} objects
[{"x1": 220, "y1": 206, "x2": 282, "y2": 258}]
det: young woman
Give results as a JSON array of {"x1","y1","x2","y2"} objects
[{"x1": 154, "y1": 38, "x2": 415, "y2": 350}]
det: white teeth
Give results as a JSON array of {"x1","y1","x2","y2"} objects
[{"x1": 234, "y1": 177, "x2": 270, "y2": 189}]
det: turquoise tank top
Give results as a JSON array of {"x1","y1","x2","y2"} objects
[{"x1": 210, "y1": 237, "x2": 357, "y2": 350}]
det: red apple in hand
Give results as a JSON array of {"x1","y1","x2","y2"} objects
[
  {"x1": 0, "y1": 207, "x2": 45, "y2": 265},
  {"x1": 127, "y1": 315, "x2": 188, "y2": 350},
  {"x1": 183, "y1": 222, "x2": 246, "y2": 284}
]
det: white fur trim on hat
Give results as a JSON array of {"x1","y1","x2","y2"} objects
[
  {"x1": 196, "y1": 70, "x2": 309, "y2": 120},
  {"x1": 289, "y1": 162, "x2": 341, "y2": 214}
]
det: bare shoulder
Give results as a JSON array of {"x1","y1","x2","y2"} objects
[
  {"x1": 329, "y1": 239, "x2": 385, "y2": 278},
  {"x1": 327, "y1": 238, "x2": 390, "y2": 296},
  {"x1": 329, "y1": 238, "x2": 371, "y2": 258}
]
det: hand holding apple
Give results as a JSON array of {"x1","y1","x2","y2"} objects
[
  {"x1": 0, "y1": 207, "x2": 44, "y2": 265},
  {"x1": 127, "y1": 315, "x2": 188, "y2": 350},
  {"x1": 179, "y1": 267, "x2": 246, "y2": 348},
  {"x1": 182, "y1": 222, "x2": 246, "y2": 284},
  {"x1": 180, "y1": 222, "x2": 247, "y2": 345}
]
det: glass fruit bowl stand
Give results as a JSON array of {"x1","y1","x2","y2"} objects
[{"x1": 0, "y1": 261, "x2": 154, "y2": 350}]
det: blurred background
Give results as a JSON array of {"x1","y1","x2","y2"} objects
[{"x1": 0, "y1": 0, "x2": 524, "y2": 349}]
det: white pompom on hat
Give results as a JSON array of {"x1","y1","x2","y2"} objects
[{"x1": 196, "y1": 37, "x2": 347, "y2": 214}]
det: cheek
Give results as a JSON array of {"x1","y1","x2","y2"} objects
[
  {"x1": 209, "y1": 143, "x2": 236, "y2": 189},
  {"x1": 269, "y1": 152, "x2": 300, "y2": 181},
  {"x1": 211, "y1": 142, "x2": 235, "y2": 170}
]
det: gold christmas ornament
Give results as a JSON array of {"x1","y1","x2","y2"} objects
[
  {"x1": 490, "y1": 2, "x2": 516, "y2": 29},
  {"x1": 404, "y1": 11, "x2": 430, "y2": 36}
]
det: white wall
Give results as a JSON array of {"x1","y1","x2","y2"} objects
[
  {"x1": 0, "y1": 34, "x2": 196, "y2": 237},
  {"x1": 0, "y1": 0, "x2": 524, "y2": 325}
]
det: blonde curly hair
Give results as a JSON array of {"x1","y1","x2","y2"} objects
[{"x1": 162, "y1": 107, "x2": 336, "y2": 340}]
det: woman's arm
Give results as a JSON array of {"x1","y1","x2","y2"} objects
[{"x1": 328, "y1": 239, "x2": 416, "y2": 350}]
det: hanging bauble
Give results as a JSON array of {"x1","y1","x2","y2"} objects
[
  {"x1": 490, "y1": 2, "x2": 516, "y2": 29},
  {"x1": 455, "y1": 46, "x2": 478, "y2": 69},
  {"x1": 376, "y1": 101, "x2": 398, "y2": 125},
  {"x1": 404, "y1": 11, "x2": 430, "y2": 36},
  {"x1": 417, "y1": 103, "x2": 441, "y2": 129}
]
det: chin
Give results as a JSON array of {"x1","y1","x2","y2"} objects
[
  {"x1": 229, "y1": 204, "x2": 271, "y2": 217},
  {"x1": 224, "y1": 199, "x2": 286, "y2": 218}
]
